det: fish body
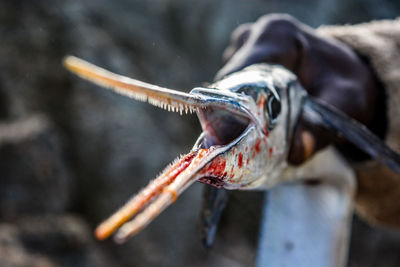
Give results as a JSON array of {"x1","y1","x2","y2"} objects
[{"x1": 63, "y1": 56, "x2": 400, "y2": 243}]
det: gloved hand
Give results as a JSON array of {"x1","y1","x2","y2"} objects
[{"x1": 216, "y1": 14, "x2": 385, "y2": 165}]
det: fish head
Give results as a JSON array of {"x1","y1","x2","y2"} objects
[
  {"x1": 63, "y1": 57, "x2": 306, "y2": 242},
  {"x1": 192, "y1": 64, "x2": 305, "y2": 189}
]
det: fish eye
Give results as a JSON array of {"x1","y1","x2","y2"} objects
[{"x1": 265, "y1": 94, "x2": 281, "y2": 128}]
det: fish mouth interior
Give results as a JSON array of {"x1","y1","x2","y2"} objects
[{"x1": 198, "y1": 107, "x2": 251, "y2": 148}]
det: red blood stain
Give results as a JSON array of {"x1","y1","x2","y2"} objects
[
  {"x1": 217, "y1": 159, "x2": 226, "y2": 175},
  {"x1": 168, "y1": 151, "x2": 199, "y2": 180},
  {"x1": 255, "y1": 139, "x2": 261, "y2": 153},
  {"x1": 230, "y1": 172, "x2": 234, "y2": 179},
  {"x1": 201, "y1": 157, "x2": 226, "y2": 177},
  {"x1": 264, "y1": 127, "x2": 269, "y2": 137},
  {"x1": 246, "y1": 158, "x2": 250, "y2": 164},
  {"x1": 136, "y1": 150, "x2": 198, "y2": 208},
  {"x1": 238, "y1": 153, "x2": 243, "y2": 168},
  {"x1": 269, "y1": 147, "x2": 274, "y2": 156},
  {"x1": 245, "y1": 146, "x2": 248, "y2": 152},
  {"x1": 232, "y1": 147, "x2": 235, "y2": 155}
]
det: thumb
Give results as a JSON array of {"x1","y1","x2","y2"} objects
[{"x1": 288, "y1": 116, "x2": 331, "y2": 165}]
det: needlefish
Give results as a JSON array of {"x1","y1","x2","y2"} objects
[{"x1": 63, "y1": 56, "x2": 400, "y2": 245}]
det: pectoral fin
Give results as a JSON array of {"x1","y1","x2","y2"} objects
[
  {"x1": 200, "y1": 187, "x2": 229, "y2": 248},
  {"x1": 303, "y1": 97, "x2": 400, "y2": 174}
]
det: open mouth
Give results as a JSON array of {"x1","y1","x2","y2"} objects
[
  {"x1": 63, "y1": 56, "x2": 256, "y2": 243},
  {"x1": 198, "y1": 107, "x2": 251, "y2": 148},
  {"x1": 194, "y1": 107, "x2": 252, "y2": 188}
]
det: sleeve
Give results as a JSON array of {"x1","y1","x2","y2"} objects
[
  {"x1": 317, "y1": 18, "x2": 400, "y2": 151},
  {"x1": 316, "y1": 18, "x2": 400, "y2": 229}
]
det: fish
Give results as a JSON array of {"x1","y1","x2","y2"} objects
[{"x1": 63, "y1": 56, "x2": 400, "y2": 244}]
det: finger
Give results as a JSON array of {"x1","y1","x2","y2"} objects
[
  {"x1": 301, "y1": 130, "x2": 315, "y2": 160},
  {"x1": 288, "y1": 115, "x2": 330, "y2": 165},
  {"x1": 217, "y1": 15, "x2": 304, "y2": 80}
]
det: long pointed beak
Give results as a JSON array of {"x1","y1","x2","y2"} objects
[
  {"x1": 63, "y1": 56, "x2": 252, "y2": 119},
  {"x1": 95, "y1": 145, "x2": 232, "y2": 243},
  {"x1": 63, "y1": 56, "x2": 202, "y2": 114}
]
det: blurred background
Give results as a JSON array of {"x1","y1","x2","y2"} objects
[{"x1": 0, "y1": 1, "x2": 400, "y2": 266}]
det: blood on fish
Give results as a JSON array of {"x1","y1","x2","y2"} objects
[
  {"x1": 255, "y1": 139, "x2": 261, "y2": 153},
  {"x1": 232, "y1": 147, "x2": 235, "y2": 155},
  {"x1": 264, "y1": 127, "x2": 269, "y2": 137},
  {"x1": 95, "y1": 148, "x2": 207, "y2": 240},
  {"x1": 238, "y1": 153, "x2": 243, "y2": 168},
  {"x1": 269, "y1": 147, "x2": 274, "y2": 156},
  {"x1": 201, "y1": 157, "x2": 226, "y2": 177}
]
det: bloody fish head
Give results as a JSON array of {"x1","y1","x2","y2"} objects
[
  {"x1": 192, "y1": 64, "x2": 305, "y2": 189},
  {"x1": 63, "y1": 56, "x2": 305, "y2": 242}
]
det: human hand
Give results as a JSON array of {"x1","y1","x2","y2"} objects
[{"x1": 216, "y1": 14, "x2": 384, "y2": 164}]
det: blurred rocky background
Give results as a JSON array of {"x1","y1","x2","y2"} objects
[{"x1": 0, "y1": 0, "x2": 399, "y2": 266}]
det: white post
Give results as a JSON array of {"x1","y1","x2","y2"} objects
[{"x1": 256, "y1": 147, "x2": 356, "y2": 267}]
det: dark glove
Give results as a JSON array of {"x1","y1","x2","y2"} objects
[{"x1": 216, "y1": 13, "x2": 385, "y2": 164}]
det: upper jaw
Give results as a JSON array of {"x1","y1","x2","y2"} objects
[
  {"x1": 191, "y1": 87, "x2": 256, "y2": 117},
  {"x1": 190, "y1": 87, "x2": 265, "y2": 140}
]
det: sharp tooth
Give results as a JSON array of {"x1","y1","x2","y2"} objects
[
  {"x1": 94, "y1": 150, "x2": 201, "y2": 241},
  {"x1": 63, "y1": 56, "x2": 209, "y2": 115},
  {"x1": 64, "y1": 56, "x2": 253, "y2": 119}
]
